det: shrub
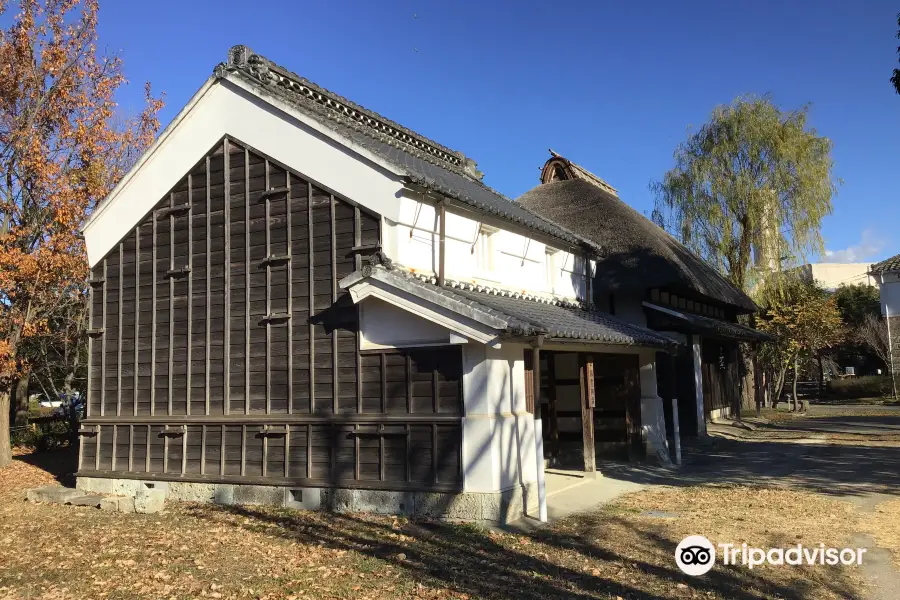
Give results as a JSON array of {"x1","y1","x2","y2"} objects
[
  {"x1": 826, "y1": 376, "x2": 894, "y2": 399},
  {"x1": 10, "y1": 419, "x2": 71, "y2": 452}
]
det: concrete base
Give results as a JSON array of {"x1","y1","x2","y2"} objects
[{"x1": 76, "y1": 477, "x2": 538, "y2": 524}]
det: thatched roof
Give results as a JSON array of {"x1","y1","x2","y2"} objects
[{"x1": 517, "y1": 176, "x2": 757, "y2": 313}]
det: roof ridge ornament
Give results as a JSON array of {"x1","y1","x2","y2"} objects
[{"x1": 217, "y1": 45, "x2": 484, "y2": 181}]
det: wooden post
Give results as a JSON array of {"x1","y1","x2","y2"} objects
[
  {"x1": 530, "y1": 347, "x2": 541, "y2": 415},
  {"x1": 438, "y1": 200, "x2": 446, "y2": 287},
  {"x1": 669, "y1": 352, "x2": 682, "y2": 465},
  {"x1": 545, "y1": 352, "x2": 560, "y2": 461},
  {"x1": 579, "y1": 354, "x2": 596, "y2": 474}
]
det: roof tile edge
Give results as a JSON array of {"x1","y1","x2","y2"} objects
[{"x1": 216, "y1": 45, "x2": 484, "y2": 181}]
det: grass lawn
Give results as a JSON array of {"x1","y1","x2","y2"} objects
[{"x1": 0, "y1": 447, "x2": 869, "y2": 600}]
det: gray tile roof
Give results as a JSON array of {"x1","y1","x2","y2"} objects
[
  {"x1": 871, "y1": 253, "x2": 900, "y2": 274},
  {"x1": 215, "y1": 46, "x2": 601, "y2": 253},
  {"x1": 341, "y1": 266, "x2": 677, "y2": 348}
]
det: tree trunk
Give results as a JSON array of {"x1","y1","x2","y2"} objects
[
  {"x1": 816, "y1": 353, "x2": 825, "y2": 398},
  {"x1": 739, "y1": 343, "x2": 755, "y2": 411},
  {"x1": 792, "y1": 356, "x2": 799, "y2": 412},
  {"x1": 12, "y1": 372, "x2": 30, "y2": 427},
  {"x1": 0, "y1": 391, "x2": 11, "y2": 468}
]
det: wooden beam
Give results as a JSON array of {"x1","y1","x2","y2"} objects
[
  {"x1": 117, "y1": 242, "x2": 123, "y2": 416},
  {"x1": 223, "y1": 140, "x2": 231, "y2": 416},
  {"x1": 128, "y1": 424, "x2": 134, "y2": 471},
  {"x1": 308, "y1": 181, "x2": 315, "y2": 413},
  {"x1": 87, "y1": 267, "x2": 94, "y2": 419},
  {"x1": 579, "y1": 354, "x2": 596, "y2": 474},
  {"x1": 205, "y1": 156, "x2": 211, "y2": 416},
  {"x1": 286, "y1": 172, "x2": 293, "y2": 414},
  {"x1": 186, "y1": 174, "x2": 193, "y2": 416},
  {"x1": 133, "y1": 229, "x2": 139, "y2": 416},
  {"x1": 265, "y1": 160, "x2": 272, "y2": 415},
  {"x1": 168, "y1": 191, "x2": 175, "y2": 416},
  {"x1": 354, "y1": 207, "x2": 362, "y2": 414},
  {"x1": 332, "y1": 194, "x2": 338, "y2": 414},
  {"x1": 546, "y1": 352, "x2": 560, "y2": 459},
  {"x1": 438, "y1": 200, "x2": 446, "y2": 286},
  {"x1": 100, "y1": 258, "x2": 107, "y2": 416},
  {"x1": 200, "y1": 424, "x2": 207, "y2": 475},
  {"x1": 244, "y1": 148, "x2": 250, "y2": 415}
]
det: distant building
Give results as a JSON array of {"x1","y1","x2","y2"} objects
[
  {"x1": 870, "y1": 254, "x2": 900, "y2": 386},
  {"x1": 794, "y1": 262, "x2": 876, "y2": 290}
]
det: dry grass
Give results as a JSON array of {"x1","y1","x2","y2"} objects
[
  {"x1": 861, "y1": 498, "x2": 900, "y2": 570},
  {"x1": 0, "y1": 450, "x2": 869, "y2": 600}
]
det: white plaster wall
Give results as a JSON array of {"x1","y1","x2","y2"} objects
[
  {"x1": 359, "y1": 298, "x2": 465, "y2": 349},
  {"x1": 388, "y1": 193, "x2": 589, "y2": 303},
  {"x1": 802, "y1": 263, "x2": 876, "y2": 289},
  {"x1": 461, "y1": 343, "x2": 537, "y2": 493},
  {"x1": 879, "y1": 274, "x2": 900, "y2": 316},
  {"x1": 84, "y1": 77, "x2": 406, "y2": 267},
  {"x1": 638, "y1": 348, "x2": 669, "y2": 463}
]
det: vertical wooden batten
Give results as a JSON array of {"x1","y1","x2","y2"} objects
[
  {"x1": 186, "y1": 174, "x2": 193, "y2": 415},
  {"x1": 307, "y1": 181, "x2": 314, "y2": 411},
  {"x1": 205, "y1": 156, "x2": 212, "y2": 415},
  {"x1": 223, "y1": 139, "x2": 231, "y2": 415},
  {"x1": 286, "y1": 168, "x2": 293, "y2": 414},
  {"x1": 354, "y1": 207, "x2": 362, "y2": 413},
  {"x1": 150, "y1": 213, "x2": 157, "y2": 416},
  {"x1": 168, "y1": 192, "x2": 175, "y2": 416},
  {"x1": 244, "y1": 148, "x2": 250, "y2": 415},
  {"x1": 331, "y1": 194, "x2": 338, "y2": 414},
  {"x1": 100, "y1": 259, "x2": 107, "y2": 416},
  {"x1": 133, "y1": 228, "x2": 139, "y2": 416},
  {"x1": 117, "y1": 243, "x2": 123, "y2": 416},
  {"x1": 265, "y1": 160, "x2": 272, "y2": 415}
]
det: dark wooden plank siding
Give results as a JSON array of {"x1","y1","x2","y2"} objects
[{"x1": 79, "y1": 137, "x2": 462, "y2": 491}]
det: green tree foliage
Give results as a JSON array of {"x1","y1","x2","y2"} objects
[
  {"x1": 651, "y1": 97, "x2": 838, "y2": 291},
  {"x1": 757, "y1": 277, "x2": 845, "y2": 404},
  {"x1": 832, "y1": 283, "x2": 883, "y2": 376},
  {"x1": 833, "y1": 284, "x2": 881, "y2": 329}
]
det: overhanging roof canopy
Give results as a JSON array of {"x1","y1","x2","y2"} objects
[
  {"x1": 340, "y1": 266, "x2": 678, "y2": 349},
  {"x1": 643, "y1": 302, "x2": 772, "y2": 343}
]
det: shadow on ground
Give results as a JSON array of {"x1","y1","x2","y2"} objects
[
  {"x1": 188, "y1": 502, "x2": 856, "y2": 600},
  {"x1": 598, "y1": 436, "x2": 900, "y2": 499},
  {"x1": 12, "y1": 446, "x2": 78, "y2": 487}
]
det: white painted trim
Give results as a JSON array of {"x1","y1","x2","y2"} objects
[
  {"x1": 348, "y1": 281, "x2": 501, "y2": 344},
  {"x1": 83, "y1": 77, "x2": 407, "y2": 266},
  {"x1": 82, "y1": 76, "x2": 219, "y2": 231}
]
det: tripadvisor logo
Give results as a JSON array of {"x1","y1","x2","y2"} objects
[
  {"x1": 675, "y1": 535, "x2": 716, "y2": 576},
  {"x1": 675, "y1": 535, "x2": 868, "y2": 576}
]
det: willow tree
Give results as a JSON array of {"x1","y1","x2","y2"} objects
[
  {"x1": 652, "y1": 97, "x2": 837, "y2": 410},
  {"x1": 0, "y1": 0, "x2": 163, "y2": 467},
  {"x1": 651, "y1": 96, "x2": 837, "y2": 291}
]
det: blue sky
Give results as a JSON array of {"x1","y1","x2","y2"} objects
[{"x1": 97, "y1": 0, "x2": 898, "y2": 264}]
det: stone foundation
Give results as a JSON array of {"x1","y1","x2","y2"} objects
[{"x1": 76, "y1": 477, "x2": 538, "y2": 524}]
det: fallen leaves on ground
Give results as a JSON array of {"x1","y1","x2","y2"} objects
[
  {"x1": 861, "y1": 497, "x2": 900, "y2": 570},
  {"x1": 0, "y1": 449, "x2": 867, "y2": 599}
]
